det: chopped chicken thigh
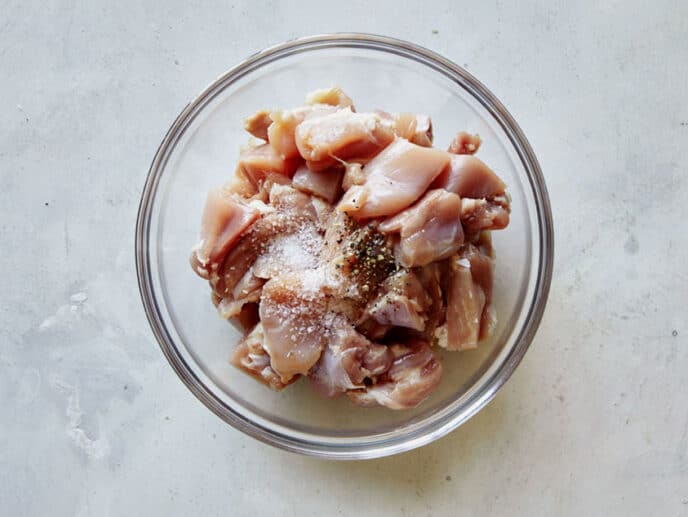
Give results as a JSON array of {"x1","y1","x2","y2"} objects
[
  {"x1": 292, "y1": 165, "x2": 344, "y2": 203},
  {"x1": 448, "y1": 131, "x2": 481, "y2": 155},
  {"x1": 460, "y1": 196, "x2": 510, "y2": 233},
  {"x1": 434, "y1": 241, "x2": 495, "y2": 351},
  {"x1": 392, "y1": 112, "x2": 433, "y2": 146},
  {"x1": 237, "y1": 143, "x2": 301, "y2": 191},
  {"x1": 359, "y1": 269, "x2": 430, "y2": 332},
  {"x1": 341, "y1": 162, "x2": 365, "y2": 191},
  {"x1": 243, "y1": 109, "x2": 272, "y2": 141},
  {"x1": 309, "y1": 317, "x2": 392, "y2": 398},
  {"x1": 190, "y1": 187, "x2": 259, "y2": 279},
  {"x1": 267, "y1": 104, "x2": 338, "y2": 160},
  {"x1": 231, "y1": 323, "x2": 296, "y2": 390},
  {"x1": 191, "y1": 88, "x2": 511, "y2": 409},
  {"x1": 295, "y1": 108, "x2": 395, "y2": 170},
  {"x1": 259, "y1": 273, "x2": 328, "y2": 382},
  {"x1": 431, "y1": 154, "x2": 506, "y2": 199},
  {"x1": 348, "y1": 341, "x2": 442, "y2": 409},
  {"x1": 379, "y1": 189, "x2": 464, "y2": 267},
  {"x1": 306, "y1": 87, "x2": 355, "y2": 109},
  {"x1": 337, "y1": 138, "x2": 450, "y2": 219}
]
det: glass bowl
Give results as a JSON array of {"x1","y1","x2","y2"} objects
[{"x1": 135, "y1": 33, "x2": 553, "y2": 459}]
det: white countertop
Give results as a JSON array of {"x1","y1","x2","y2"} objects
[{"x1": 2, "y1": 1, "x2": 687, "y2": 515}]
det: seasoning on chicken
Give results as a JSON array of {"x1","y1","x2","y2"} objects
[
  {"x1": 259, "y1": 272, "x2": 328, "y2": 382},
  {"x1": 337, "y1": 138, "x2": 450, "y2": 219},
  {"x1": 358, "y1": 269, "x2": 430, "y2": 332},
  {"x1": 252, "y1": 222, "x2": 322, "y2": 279},
  {"x1": 217, "y1": 271, "x2": 264, "y2": 319},
  {"x1": 327, "y1": 220, "x2": 397, "y2": 312},
  {"x1": 190, "y1": 88, "x2": 512, "y2": 409},
  {"x1": 208, "y1": 185, "x2": 321, "y2": 317}
]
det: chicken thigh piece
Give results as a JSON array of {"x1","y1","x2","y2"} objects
[
  {"x1": 348, "y1": 341, "x2": 442, "y2": 410},
  {"x1": 379, "y1": 189, "x2": 464, "y2": 267},
  {"x1": 337, "y1": 138, "x2": 450, "y2": 219}
]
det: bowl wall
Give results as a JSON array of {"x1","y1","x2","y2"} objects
[{"x1": 136, "y1": 34, "x2": 553, "y2": 459}]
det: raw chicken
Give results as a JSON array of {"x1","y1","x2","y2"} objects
[
  {"x1": 259, "y1": 272, "x2": 328, "y2": 382},
  {"x1": 236, "y1": 143, "x2": 301, "y2": 191},
  {"x1": 306, "y1": 87, "x2": 355, "y2": 109},
  {"x1": 337, "y1": 138, "x2": 450, "y2": 219},
  {"x1": 434, "y1": 247, "x2": 493, "y2": 351},
  {"x1": 223, "y1": 171, "x2": 258, "y2": 199},
  {"x1": 359, "y1": 269, "x2": 430, "y2": 332},
  {"x1": 212, "y1": 226, "x2": 268, "y2": 301},
  {"x1": 310, "y1": 196, "x2": 334, "y2": 230},
  {"x1": 214, "y1": 291, "x2": 245, "y2": 320},
  {"x1": 234, "y1": 302, "x2": 260, "y2": 332},
  {"x1": 427, "y1": 153, "x2": 510, "y2": 235},
  {"x1": 392, "y1": 112, "x2": 433, "y2": 147},
  {"x1": 295, "y1": 108, "x2": 395, "y2": 170},
  {"x1": 210, "y1": 185, "x2": 322, "y2": 316},
  {"x1": 231, "y1": 323, "x2": 296, "y2": 390},
  {"x1": 243, "y1": 109, "x2": 272, "y2": 141},
  {"x1": 379, "y1": 189, "x2": 464, "y2": 267},
  {"x1": 431, "y1": 154, "x2": 506, "y2": 199},
  {"x1": 376, "y1": 111, "x2": 434, "y2": 146},
  {"x1": 267, "y1": 104, "x2": 338, "y2": 160},
  {"x1": 323, "y1": 216, "x2": 397, "y2": 315},
  {"x1": 348, "y1": 341, "x2": 442, "y2": 409},
  {"x1": 355, "y1": 319, "x2": 392, "y2": 340},
  {"x1": 268, "y1": 183, "x2": 320, "y2": 219},
  {"x1": 191, "y1": 88, "x2": 512, "y2": 409},
  {"x1": 460, "y1": 196, "x2": 510, "y2": 233},
  {"x1": 292, "y1": 165, "x2": 344, "y2": 203},
  {"x1": 341, "y1": 162, "x2": 365, "y2": 191},
  {"x1": 463, "y1": 235, "x2": 497, "y2": 340},
  {"x1": 448, "y1": 131, "x2": 481, "y2": 155},
  {"x1": 252, "y1": 223, "x2": 323, "y2": 279},
  {"x1": 416, "y1": 262, "x2": 445, "y2": 338},
  {"x1": 309, "y1": 317, "x2": 392, "y2": 397},
  {"x1": 190, "y1": 187, "x2": 260, "y2": 278},
  {"x1": 217, "y1": 270, "x2": 264, "y2": 318}
]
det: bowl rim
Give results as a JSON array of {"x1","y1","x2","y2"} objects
[{"x1": 135, "y1": 32, "x2": 554, "y2": 460}]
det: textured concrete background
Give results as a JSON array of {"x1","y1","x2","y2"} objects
[{"x1": 1, "y1": 1, "x2": 687, "y2": 515}]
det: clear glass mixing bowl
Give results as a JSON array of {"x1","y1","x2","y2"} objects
[{"x1": 135, "y1": 34, "x2": 553, "y2": 459}]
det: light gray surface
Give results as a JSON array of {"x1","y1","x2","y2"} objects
[{"x1": 1, "y1": 1, "x2": 687, "y2": 515}]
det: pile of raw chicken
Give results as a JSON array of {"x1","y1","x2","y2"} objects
[{"x1": 190, "y1": 88, "x2": 510, "y2": 409}]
